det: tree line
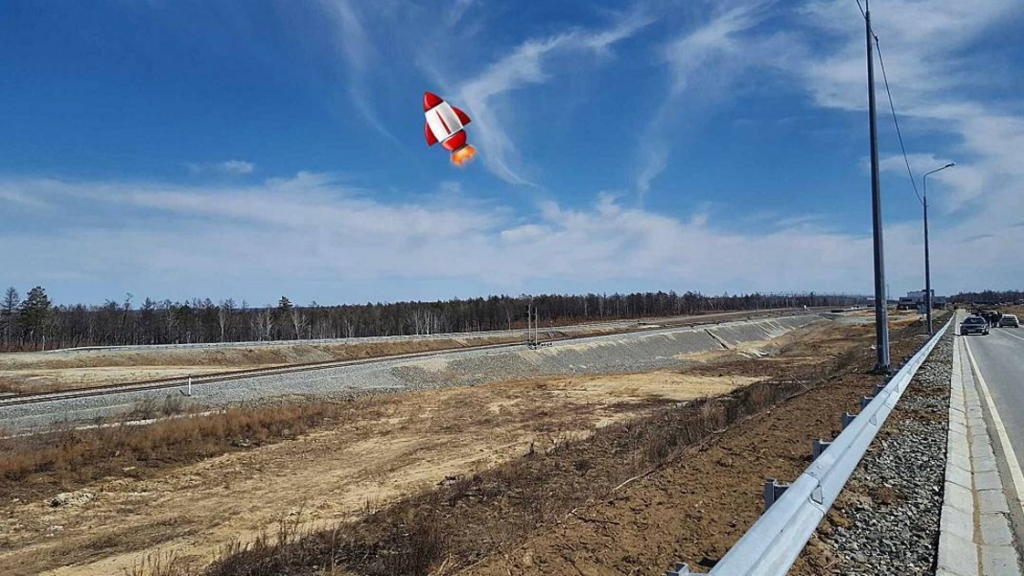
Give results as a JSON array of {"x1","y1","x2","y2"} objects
[
  {"x1": 0, "y1": 286, "x2": 861, "y2": 352},
  {"x1": 949, "y1": 290, "x2": 1024, "y2": 305}
]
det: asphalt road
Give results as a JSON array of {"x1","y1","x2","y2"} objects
[{"x1": 963, "y1": 326, "x2": 1024, "y2": 476}]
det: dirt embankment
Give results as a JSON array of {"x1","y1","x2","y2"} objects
[
  {"x1": 0, "y1": 309, "x2": 842, "y2": 395},
  {"x1": 0, "y1": 313, "x2": 936, "y2": 576},
  {"x1": 0, "y1": 336, "x2": 523, "y2": 394}
]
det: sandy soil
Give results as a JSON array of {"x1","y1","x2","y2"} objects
[{"x1": 0, "y1": 371, "x2": 757, "y2": 576}]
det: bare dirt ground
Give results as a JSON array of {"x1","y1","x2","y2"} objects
[
  {"x1": 442, "y1": 318, "x2": 932, "y2": 576},
  {"x1": 0, "y1": 313, "x2": 932, "y2": 576},
  {"x1": 0, "y1": 371, "x2": 756, "y2": 576}
]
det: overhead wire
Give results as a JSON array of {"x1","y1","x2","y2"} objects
[
  {"x1": 857, "y1": 0, "x2": 923, "y2": 206},
  {"x1": 875, "y1": 38, "x2": 923, "y2": 205}
]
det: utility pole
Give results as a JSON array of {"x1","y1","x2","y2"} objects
[
  {"x1": 526, "y1": 302, "x2": 533, "y2": 347},
  {"x1": 865, "y1": 0, "x2": 890, "y2": 374},
  {"x1": 536, "y1": 305, "x2": 544, "y2": 344},
  {"x1": 923, "y1": 163, "x2": 955, "y2": 336},
  {"x1": 526, "y1": 299, "x2": 539, "y2": 348},
  {"x1": 923, "y1": 195, "x2": 932, "y2": 334}
]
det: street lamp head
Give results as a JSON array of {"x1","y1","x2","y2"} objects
[{"x1": 944, "y1": 162, "x2": 955, "y2": 168}]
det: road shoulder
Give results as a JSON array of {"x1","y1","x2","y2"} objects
[{"x1": 937, "y1": 334, "x2": 1023, "y2": 575}]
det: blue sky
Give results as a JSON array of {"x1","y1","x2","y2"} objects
[{"x1": 2, "y1": 0, "x2": 1023, "y2": 307}]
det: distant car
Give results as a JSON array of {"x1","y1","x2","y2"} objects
[
  {"x1": 998, "y1": 314, "x2": 1020, "y2": 328},
  {"x1": 960, "y1": 316, "x2": 990, "y2": 336}
]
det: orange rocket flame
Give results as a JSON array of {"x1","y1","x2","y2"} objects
[{"x1": 451, "y1": 145, "x2": 477, "y2": 167}]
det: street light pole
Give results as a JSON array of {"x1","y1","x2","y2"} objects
[
  {"x1": 922, "y1": 162, "x2": 955, "y2": 336},
  {"x1": 865, "y1": 0, "x2": 890, "y2": 374}
]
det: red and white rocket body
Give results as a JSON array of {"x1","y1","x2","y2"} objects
[{"x1": 424, "y1": 92, "x2": 475, "y2": 165}]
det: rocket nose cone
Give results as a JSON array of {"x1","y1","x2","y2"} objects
[{"x1": 423, "y1": 91, "x2": 444, "y2": 111}]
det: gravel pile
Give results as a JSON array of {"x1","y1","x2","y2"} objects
[
  {"x1": 819, "y1": 331, "x2": 954, "y2": 575},
  {"x1": 1, "y1": 315, "x2": 820, "y2": 431}
]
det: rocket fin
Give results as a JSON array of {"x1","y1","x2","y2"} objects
[
  {"x1": 452, "y1": 106, "x2": 471, "y2": 126},
  {"x1": 425, "y1": 122, "x2": 438, "y2": 146}
]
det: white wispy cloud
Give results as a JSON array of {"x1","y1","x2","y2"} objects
[
  {"x1": 316, "y1": 0, "x2": 397, "y2": 141},
  {"x1": 447, "y1": 0, "x2": 476, "y2": 26},
  {"x1": 457, "y1": 11, "x2": 653, "y2": 185},
  {"x1": 221, "y1": 160, "x2": 256, "y2": 175},
  {"x1": 636, "y1": 3, "x2": 774, "y2": 198},
  {"x1": 640, "y1": 0, "x2": 1024, "y2": 231},
  {"x1": 662, "y1": 4, "x2": 766, "y2": 97},
  {"x1": 0, "y1": 188, "x2": 50, "y2": 210},
  {"x1": 788, "y1": 0, "x2": 1024, "y2": 228},
  {"x1": 186, "y1": 160, "x2": 256, "y2": 176},
  {"x1": 2, "y1": 171, "x2": 1021, "y2": 304}
]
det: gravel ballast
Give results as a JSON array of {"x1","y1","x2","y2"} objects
[
  {"x1": 0, "y1": 315, "x2": 821, "y2": 431},
  {"x1": 814, "y1": 330, "x2": 954, "y2": 575}
]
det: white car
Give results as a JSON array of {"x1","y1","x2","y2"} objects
[
  {"x1": 998, "y1": 314, "x2": 1020, "y2": 328},
  {"x1": 960, "y1": 316, "x2": 990, "y2": 335}
]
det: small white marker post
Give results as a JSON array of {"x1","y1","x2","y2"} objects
[{"x1": 187, "y1": 375, "x2": 192, "y2": 397}]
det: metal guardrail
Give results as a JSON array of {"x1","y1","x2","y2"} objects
[{"x1": 667, "y1": 318, "x2": 951, "y2": 575}]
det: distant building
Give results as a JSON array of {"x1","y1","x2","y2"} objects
[{"x1": 897, "y1": 289, "x2": 945, "y2": 310}]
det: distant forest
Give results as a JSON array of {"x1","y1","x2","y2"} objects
[
  {"x1": 0, "y1": 286, "x2": 862, "y2": 352},
  {"x1": 949, "y1": 290, "x2": 1024, "y2": 305}
]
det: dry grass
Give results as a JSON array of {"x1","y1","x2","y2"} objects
[
  {"x1": 4, "y1": 316, "x2": 939, "y2": 576},
  {"x1": 0, "y1": 399, "x2": 371, "y2": 500},
  {"x1": 123, "y1": 550, "x2": 204, "y2": 576},
  {"x1": 127, "y1": 396, "x2": 192, "y2": 419},
  {"x1": 191, "y1": 359, "x2": 859, "y2": 576},
  {"x1": 188, "y1": 318, "x2": 947, "y2": 576},
  {"x1": 110, "y1": 386, "x2": 805, "y2": 576}
]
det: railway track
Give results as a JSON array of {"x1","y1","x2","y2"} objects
[
  {"x1": 0, "y1": 308, "x2": 835, "y2": 408},
  {"x1": 0, "y1": 341, "x2": 526, "y2": 408}
]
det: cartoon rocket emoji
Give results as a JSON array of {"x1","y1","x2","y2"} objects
[{"x1": 424, "y1": 91, "x2": 477, "y2": 166}]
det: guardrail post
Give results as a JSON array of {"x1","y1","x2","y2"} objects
[
  {"x1": 701, "y1": 318, "x2": 952, "y2": 576},
  {"x1": 860, "y1": 396, "x2": 873, "y2": 410},
  {"x1": 841, "y1": 411, "x2": 857, "y2": 429},
  {"x1": 812, "y1": 439, "x2": 832, "y2": 460},
  {"x1": 664, "y1": 562, "x2": 692, "y2": 575},
  {"x1": 763, "y1": 478, "x2": 790, "y2": 511},
  {"x1": 873, "y1": 384, "x2": 886, "y2": 396}
]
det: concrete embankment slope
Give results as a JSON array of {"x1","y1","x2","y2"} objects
[
  {"x1": 707, "y1": 316, "x2": 815, "y2": 348},
  {"x1": 396, "y1": 314, "x2": 821, "y2": 388},
  {"x1": 0, "y1": 314, "x2": 823, "y2": 431}
]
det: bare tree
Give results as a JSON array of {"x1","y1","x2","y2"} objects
[
  {"x1": 290, "y1": 308, "x2": 309, "y2": 340},
  {"x1": 342, "y1": 315, "x2": 356, "y2": 338},
  {"x1": 252, "y1": 308, "x2": 274, "y2": 341},
  {"x1": 218, "y1": 299, "x2": 235, "y2": 342}
]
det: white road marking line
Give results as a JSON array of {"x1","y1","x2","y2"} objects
[
  {"x1": 963, "y1": 336, "x2": 1024, "y2": 513},
  {"x1": 996, "y1": 328, "x2": 1024, "y2": 344}
]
